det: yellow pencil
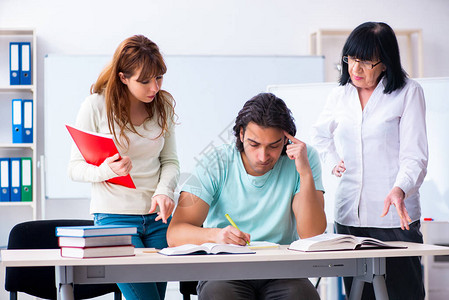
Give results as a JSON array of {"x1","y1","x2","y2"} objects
[
  {"x1": 225, "y1": 213, "x2": 250, "y2": 245},
  {"x1": 142, "y1": 248, "x2": 160, "y2": 253}
]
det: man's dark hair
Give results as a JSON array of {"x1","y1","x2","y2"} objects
[
  {"x1": 339, "y1": 22, "x2": 407, "y2": 94},
  {"x1": 233, "y1": 93, "x2": 296, "y2": 155}
]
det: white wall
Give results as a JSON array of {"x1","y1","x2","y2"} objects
[
  {"x1": 0, "y1": 0, "x2": 448, "y2": 243},
  {"x1": 0, "y1": 0, "x2": 447, "y2": 239},
  {"x1": 1, "y1": 1, "x2": 448, "y2": 299}
]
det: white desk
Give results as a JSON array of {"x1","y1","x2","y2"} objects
[{"x1": 2, "y1": 242, "x2": 449, "y2": 300}]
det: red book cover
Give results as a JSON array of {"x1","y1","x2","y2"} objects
[{"x1": 66, "y1": 125, "x2": 136, "y2": 189}]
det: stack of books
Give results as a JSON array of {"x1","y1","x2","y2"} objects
[{"x1": 56, "y1": 225, "x2": 137, "y2": 258}]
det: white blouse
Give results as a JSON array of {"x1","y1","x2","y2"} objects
[{"x1": 312, "y1": 78, "x2": 428, "y2": 228}]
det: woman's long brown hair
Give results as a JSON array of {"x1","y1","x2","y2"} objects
[{"x1": 91, "y1": 35, "x2": 175, "y2": 148}]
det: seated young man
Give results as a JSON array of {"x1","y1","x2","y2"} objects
[{"x1": 167, "y1": 93, "x2": 326, "y2": 300}]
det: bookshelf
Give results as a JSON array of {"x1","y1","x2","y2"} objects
[
  {"x1": 309, "y1": 28, "x2": 423, "y2": 81},
  {"x1": 0, "y1": 29, "x2": 37, "y2": 219}
]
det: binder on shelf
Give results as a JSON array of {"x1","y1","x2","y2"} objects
[
  {"x1": 22, "y1": 100, "x2": 33, "y2": 143},
  {"x1": 0, "y1": 158, "x2": 10, "y2": 202},
  {"x1": 9, "y1": 42, "x2": 20, "y2": 85},
  {"x1": 20, "y1": 42, "x2": 32, "y2": 85},
  {"x1": 10, "y1": 158, "x2": 21, "y2": 202},
  {"x1": 21, "y1": 157, "x2": 32, "y2": 202},
  {"x1": 12, "y1": 99, "x2": 23, "y2": 143}
]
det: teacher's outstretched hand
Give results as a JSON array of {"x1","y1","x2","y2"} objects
[{"x1": 381, "y1": 186, "x2": 411, "y2": 230}]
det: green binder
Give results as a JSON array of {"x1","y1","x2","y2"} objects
[{"x1": 21, "y1": 157, "x2": 32, "y2": 202}]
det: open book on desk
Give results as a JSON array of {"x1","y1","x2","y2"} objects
[
  {"x1": 66, "y1": 125, "x2": 136, "y2": 189},
  {"x1": 158, "y1": 243, "x2": 256, "y2": 256},
  {"x1": 288, "y1": 233, "x2": 407, "y2": 252}
]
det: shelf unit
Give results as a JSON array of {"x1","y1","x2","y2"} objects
[
  {"x1": 309, "y1": 28, "x2": 423, "y2": 81},
  {"x1": 422, "y1": 221, "x2": 449, "y2": 300},
  {"x1": 0, "y1": 29, "x2": 37, "y2": 219}
]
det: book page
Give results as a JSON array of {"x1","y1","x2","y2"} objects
[
  {"x1": 205, "y1": 243, "x2": 254, "y2": 254},
  {"x1": 354, "y1": 236, "x2": 406, "y2": 249},
  {"x1": 288, "y1": 233, "x2": 358, "y2": 251},
  {"x1": 289, "y1": 233, "x2": 407, "y2": 252},
  {"x1": 159, "y1": 243, "x2": 255, "y2": 255},
  {"x1": 158, "y1": 244, "x2": 208, "y2": 255}
]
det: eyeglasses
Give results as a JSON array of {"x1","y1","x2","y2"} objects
[{"x1": 342, "y1": 56, "x2": 382, "y2": 70}]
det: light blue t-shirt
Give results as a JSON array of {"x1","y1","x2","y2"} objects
[{"x1": 182, "y1": 143, "x2": 324, "y2": 245}]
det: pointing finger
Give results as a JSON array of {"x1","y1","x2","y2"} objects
[
  {"x1": 158, "y1": 205, "x2": 168, "y2": 223},
  {"x1": 148, "y1": 199, "x2": 157, "y2": 214},
  {"x1": 380, "y1": 201, "x2": 390, "y2": 217},
  {"x1": 283, "y1": 131, "x2": 300, "y2": 144}
]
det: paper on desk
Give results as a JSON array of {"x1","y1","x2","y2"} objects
[{"x1": 248, "y1": 241, "x2": 280, "y2": 250}]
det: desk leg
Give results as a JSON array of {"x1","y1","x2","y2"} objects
[
  {"x1": 372, "y1": 275, "x2": 388, "y2": 299},
  {"x1": 60, "y1": 284, "x2": 75, "y2": 300},
  {"x1": 349, "y1": 257, "x2": 389, "y2": 300},
  {"x1": 55, "y1": 266, "x2": 75, "y2": 300},
  {"x1": 349, "y1": 278, "x2": 364, "y2": 300}
]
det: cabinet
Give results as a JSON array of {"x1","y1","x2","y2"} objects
[
  {"x1": 422, "y1": 221, "x2": 449, "y2": 300},
  {"x1": 0, "y1": 29, "x2": 37, "y2": 219},
  {"x1": 309, "y1": 28, "x2": 423, "y2": 81}
]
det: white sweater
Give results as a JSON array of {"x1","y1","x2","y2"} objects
[{"x1": 68, "y1": 93, "x2": 179, "y2": 215}]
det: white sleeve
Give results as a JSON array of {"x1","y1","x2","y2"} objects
[
  {"x1": 67, "y1": 96, "x2": 117, "y2": 183},
  {"x1": 311, "y1": 89, "x2": 341, "y2": 170},
  {"x1": 394, "y1": 84, "x2": 428, "y2": 195},
  {"x1": 153, "y1": 119, "x2": 180, "y2": 200}
]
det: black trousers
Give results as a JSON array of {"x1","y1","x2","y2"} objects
[
  {"x1": 335, "y1": 221, "x2": 425, "y2": 300},
  {"x1": 197, "y1": 278, "x2": 320, "y2": 300}
]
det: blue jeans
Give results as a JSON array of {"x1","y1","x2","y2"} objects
[
  {"x1": 335, "y1": 221, "x2": 425, "y2": 300},
  {"x1": 94, "y1": 213, "x2": 171, "y2": 300}
]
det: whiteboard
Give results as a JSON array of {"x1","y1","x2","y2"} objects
[
  {"x1": 44, "y1": 55, "x2": 324, "y2": 199},
  {"x1": 268, "y1": 77, "x2": 449, "y2": 222}
]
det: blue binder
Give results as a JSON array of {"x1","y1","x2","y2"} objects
[
  {"x1": 9, "y1": 42, "x2": 20, "y2": 85},
  {"x1": 0, "y1": 158, "x2": 10, "y2": 201},
  {"x1": 22, "y1": 100, "x2": 33, "y2": 143},
  {"x1": 12, "y1": 99, "x2": 23, "y2": 143},
  {"x1": 10, "y1": 158, "x2": 21, "y2": 202},
  {"x1": 20, "y1": 42, "x2": 32, "y2": 85}
]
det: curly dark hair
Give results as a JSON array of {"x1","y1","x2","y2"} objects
[{"x1": 233, "y1": 93, "x2": 296, "y2": 155}]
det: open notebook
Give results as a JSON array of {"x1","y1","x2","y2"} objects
[{"x1": 158, "y1": 243, "x2": 256, "y2": 255}]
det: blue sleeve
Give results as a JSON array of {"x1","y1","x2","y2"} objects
[{"x1": 306, "y1": 145, "x2": 325, "y2": 192}]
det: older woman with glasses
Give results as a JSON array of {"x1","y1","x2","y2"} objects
[{"x1": 313, "y1": 22, "x2": 428, "y2": 300}]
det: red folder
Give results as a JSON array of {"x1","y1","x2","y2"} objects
[{"x1": 66, "y1": 125, "x2": 136, "y2": 189}]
